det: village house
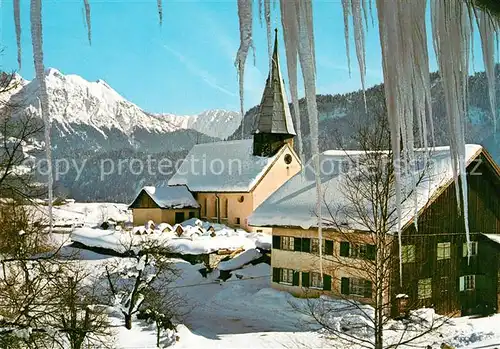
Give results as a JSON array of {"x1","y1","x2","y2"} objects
[
  {"x1": 249, "y1": 145, "x2": 500, "y2": 317},
  {"x1": 129, "y1": 185, "x2": 199, "y2": 226},
  {"x1": 164, "y1": 31, "x2": 301, "y2": 231}
]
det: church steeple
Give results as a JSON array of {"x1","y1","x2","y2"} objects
[{"x1": 253, "y1": 29, "x2": 296, "y2": 157}]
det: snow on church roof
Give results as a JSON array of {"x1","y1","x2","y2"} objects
[
  {"x1": 168, "y1": 139, "x2": 281, "y2": 192},
  {"x1": 131, "y1": 185, "x2": 199, "y2": 209},
  {"x1": 249, "y1": 145, "x2": 484, "y2": 231}
]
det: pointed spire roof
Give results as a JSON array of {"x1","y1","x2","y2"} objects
[{"x1": 253, "y1": 29, "x2": 296, "y2": 135}]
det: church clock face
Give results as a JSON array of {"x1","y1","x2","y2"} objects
[{"x1": 284, "y1": 154, "x2": 293, "y2": 165}]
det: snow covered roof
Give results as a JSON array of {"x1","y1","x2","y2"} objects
[
  {"x1": 482, "y1": 234, "x2": 500, "y2": 246},
  {"x1": 249, "y1": 145, "x2": 485, "y2": 231},
  {"x1": 130, "y1": 185, "x2": 199, "y2": 209},
  {"x1": 168, "y1": 139, "x2": 284, "y2": 192}
]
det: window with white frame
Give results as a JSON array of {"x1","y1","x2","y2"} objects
[
  {"x1": 310, "y1": 272, "x2": 323, "y2": 289},
  {"x1": 350, "y1": 278, "x2": 367, "y2": 297},
  {"x1": 437, "y1": 242, "x2": 451, "y2": 260},
  {"x1": 418, "y1": 278, "x2": 432, "y2": 299},
  {"x1": 311, "y1": 239, "x2": 326, "y2": 254},
  {"x1": 462, "y1": 241, "x2": 478, "y2": 257},
  {"x1": 402, "y1": 245, "x2": 416, "y2": 263},
  {"x1": 280, "y1": 268, "x2": 294, "y2": 284},
  {"x1": 459, "y1": 275, "x2": 475, "y2": 291},
  {"x1": 281, "y1": 236, "x2": 294, "y2": 251}
]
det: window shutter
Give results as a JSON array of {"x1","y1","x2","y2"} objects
[
  {"x1": 340, "y1": 241, "x2": 350, "y2": 257},
  {"x1": 364, "y1": 280, "x2": 372, "y2": 298},
  {"x1": 294, "y1": 237, "x2": 302, "y2": 252},
  {"x1": 292, "y1": 271, "x2": 300, "y2": 286},
  {"x1": 459, "y1": 276, "x2": 465, "y2": 291},
  {"x1": 462, "y1": 243, "x2": 467, "y2": 258},
  {"x1": 272, "y1": 236, "x2": 281, "y2": 250},
  {"x1": 302, "y1": 272, "x2": 310, "y2": 288},
  {"x1": 476, "y1": 275, "x2": 486, "y2": 290},
  {"x1": 272, "y1": 268, "x2": 280, "y2": 283},
  {"x1": 341, "y1": 277, "x2": 350, "y2": 295},
  {"x1": 367, "y1": 245, "x2": 376, "y2": 260},
  {"x1": 325, "y1": 240, "x2": 334, "y2": 255},
  {"x1": 323, "y1": 274, "x2": 332, "y2": 291},
  {"x1": 302, "y1": 238, "x2": 311, "y2": 253}
]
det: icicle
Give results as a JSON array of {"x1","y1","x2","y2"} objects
[
  {"x1": 264, "y1": 0, "x2": 272, "y2": 68},
  {"x1": 361, "y1": 0, "x2": 368, "y2": 28},
  {"x1": 431, "y1": 0, "x2": 472, "y2": 260},
  {"x1": 280, "y1": 0, "x2": 304, "y2": 168},
  {"x1": 374, "y1": 0, "x2": 432, "y2": 286},
  {"x1": 14, "y1": 0, "x2": 22, "y2": 70},
  {"x1": 477, "y1": 10, "x2": 497, "y2": 140},
  {"x1": 304, "y1": 0, "x2": 316, "y2": 74},
  {"x1": 83, "y1": 0, "x2": 92, "y2": 45},
  {"x1": 294, "y1": 0, "x2": 323, "y2": 276},
  {"x1": 350, "y1": 0, "x2": 367, "y2": 110},
  {"x1": 30, "y1": 0, "x2": 53, "y2": 233},
  {"x1": 157, "y1": 0, "x2": 163, "y2": 26},
  {"x1": 235, "y1": 0, "x2": 253, "y2": 139},
  {"x1": 341, "y1": 0, "x2": 352, "y2": 76},
  {"x1": 258, "y1": 0, "x2": 263, "y2": 27}
]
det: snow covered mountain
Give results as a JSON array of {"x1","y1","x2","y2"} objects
[
  {"x1": 7, "y1": 68, "x2": 241, "y2": 152},
  {"x1": 183, "y1": 109, "x2": 243, "y2": 139}
]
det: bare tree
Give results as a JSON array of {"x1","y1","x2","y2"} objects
[
  {"x1": 294, "y1": 117, "x2": 451, "y2": 349},
  {"x1": 103, "y1": 235, "x2": 179, "y2": 330},
  {"x1": 0, "y1": 71, "x2": 44, "y2": 201},
  {"x1": 138, "y1": 285, "x2": 189, "y2": 348},
  {"x1": 47, "y1": 263, "x2": 113, "y2": 349},
  {"x1": 0, "y1": 66, "x2": 114, "y2": 348}
]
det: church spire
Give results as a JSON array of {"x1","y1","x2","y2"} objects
[{"x1": 253, "y1": 29, "x2": 296, "y2": 157}]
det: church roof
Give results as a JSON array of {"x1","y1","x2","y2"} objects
[
  {"x1": 253, "y1": 30, "x2": 296, "y2": 136},
  {"x1": 168, "y1": 139, "x2": 285, "y2": 192}
]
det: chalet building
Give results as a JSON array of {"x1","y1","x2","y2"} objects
[
  {"x1": 248, "y1": 145, "x2": 500, "y2": 317},
  {"x1": 166, "y1": 31, "x2": 301, "y2": 231},
  {"x1": 129, "y1": 185, "x2": 199, "y2": 226}
]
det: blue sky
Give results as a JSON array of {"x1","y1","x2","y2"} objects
[{"x1": 0, "y1": 1, "x2": 484, "y2": 115}]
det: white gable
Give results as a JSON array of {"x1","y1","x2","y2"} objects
[
  {"x1": 168, "y1": 139, "x2": 281, "y2": 192},
  {"x1": 249, "y1": 145, "x2": 483, "y2": 231},
  {"x1": 133, "y1": 185, "x2": 199, "y2": 209}
]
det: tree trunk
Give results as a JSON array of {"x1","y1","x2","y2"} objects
[
  {"x1": 125, "y1": 314, "x2": 132, "y2": 330},
  {"x1": 156, "y1": 323, "x2": 161, "y2": 348},
  {"x1": 374, "y1": 233, "x2": 384, "y2": 349}
]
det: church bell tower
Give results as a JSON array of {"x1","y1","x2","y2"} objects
[{"x1": 253, "y1": 29, "x2": 296, "y2": 157}]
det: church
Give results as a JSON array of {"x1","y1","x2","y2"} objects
[{"x1": 130, "y1": 31, "x2": 301, "y2": 231}]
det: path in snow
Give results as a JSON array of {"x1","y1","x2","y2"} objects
[{"x1": 177, "y1": 263, "x2": 311, "y2": 338}]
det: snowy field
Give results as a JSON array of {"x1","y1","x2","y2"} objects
[{"x1": 29, "y1": 201, "x2": 131, "y2": 228}]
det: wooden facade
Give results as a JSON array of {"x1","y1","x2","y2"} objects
[{"x1": 393, "y1": 153, "x2": 500, "y2": 317}]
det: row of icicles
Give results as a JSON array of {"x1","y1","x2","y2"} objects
[{"x1": 15, "y1": 0, "x2": 499, "y2": 285}]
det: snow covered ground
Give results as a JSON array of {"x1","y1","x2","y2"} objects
[
  {"x1": 24, "y1": 204, "x2": 500, "y2": 349},
  {"x1": 70, "y1": 220, "x2": 271, "y2": 256},
  {"x1": 28, "y1": 201, "x2": 131, "y2": 228},
  {"x1": 52, "y1": 240, "x2": 500, "y2": 349}
]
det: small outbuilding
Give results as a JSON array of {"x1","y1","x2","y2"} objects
[{"x1": 129, "y1": 185, "x2": 200, "y2": 226}]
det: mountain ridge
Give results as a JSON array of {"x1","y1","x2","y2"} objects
[{"x1": 8, "y1": 68, "x2": 241, "y2": 143}]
